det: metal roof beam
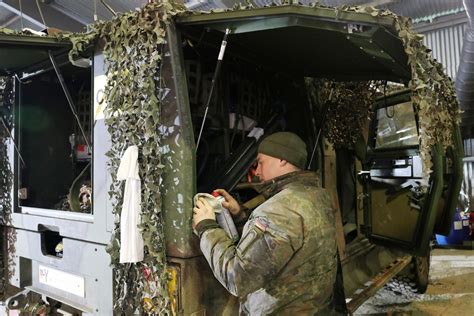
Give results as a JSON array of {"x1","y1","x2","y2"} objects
[
  {"x1": 1, "y1": 0, "x2": 86, "y2": 31},
  {"x1": 363, "y1": 0, "x2": 400, "y2": 7},
  {"x1": 0, "y1": 1, "x2": 45, "y2": 28},
  {"x1": 0, "y1": 13, "x2": 20, "y2": 28},
  {"x1": 413, "y1": 11, "x2": 467, "y2": 33},
  {"x1": 49, "y1": 2, "x2": 90, "y2": 26},
  {"x1": 186, "y1": 0, "x2": 228, "y2": 10}
]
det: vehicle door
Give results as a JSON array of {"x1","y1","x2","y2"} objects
[{"x1": 361, "y1": 90, "x2": 462, "y2": 256}]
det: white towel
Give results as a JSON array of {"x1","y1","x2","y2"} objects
[
  {"x1": 117, "y1": 145, "x2": 144, "y2": 263},
  {"x1": 193, "y1": 193, "x2": 222, "y2": 213}
]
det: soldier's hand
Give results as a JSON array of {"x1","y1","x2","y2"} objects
[
  {"x1": 192, "y1": 197, "x2": 216, "y2": 228},
  {"x1": 214, "y1": 189, "x2": 241, "y2": 217}
]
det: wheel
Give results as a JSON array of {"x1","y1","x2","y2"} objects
[
  {"x1": 385, "y1": 249, "x2": 431, "y2": 297},
  {"x1": 412, "y1": 254, "x2": 430, "y2": 293}
]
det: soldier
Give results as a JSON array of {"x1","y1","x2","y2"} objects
[{"x1": 192, "y1": 132, "x2": 338, "y2": 315}]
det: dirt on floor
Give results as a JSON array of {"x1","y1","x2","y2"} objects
[{"x1": 355, "y1": 249, "x2": 474, "y2": 315}]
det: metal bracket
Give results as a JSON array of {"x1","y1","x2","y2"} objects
[{"x1": 5, "y1": 289, "x2": 30, "y2": 311}]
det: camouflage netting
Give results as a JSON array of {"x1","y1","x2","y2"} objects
[
  {"x1": 317, "y1": 5, "x2": 461, "y2": 173},
  {"x1": 306, "y1": 79, "x2": 378, "y2": 150},
  {"x1": 212, "y1": 2, "x2": 460, "y2": 173},
  {"x1": 0, "y1": 77, "x2": 14, "y2": 216},
  {"x1": 0, "y1": 0, "x2": 461, "y2": 312},
  {"x1": 0, "y1": 77, "x2": 14, "y2": 297},
  {"x1": 65, "y1": 1, "x2": 185, "y2": 314},
  {"x1": 395, "y1": 16, "x2": 460, "y2": 173}
]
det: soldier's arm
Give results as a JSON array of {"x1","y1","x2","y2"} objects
[{"x1": 198, "y1": 210, "x2": 304, "y2": 297}]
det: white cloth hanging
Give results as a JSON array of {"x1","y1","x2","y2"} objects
[{"x1": 117, "y1": 145, "x2": 144, "y2": 263}]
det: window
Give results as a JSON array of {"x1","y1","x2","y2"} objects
[
  {"x1": 375, "y1": 101, "x2": 418, "y2": 149},
  {"x1": 17, "y1": 65, "x2": 92, "y2": 213}
]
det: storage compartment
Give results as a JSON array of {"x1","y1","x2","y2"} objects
[{"x1": 39, "y1": 225, "x2": 63, "y2": 258}]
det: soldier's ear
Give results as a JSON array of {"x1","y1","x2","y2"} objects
[{"x1": 279, "y1": 159, "x2": 288, "y2": 167}]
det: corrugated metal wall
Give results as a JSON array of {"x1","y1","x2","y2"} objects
[
  {"x1": 462, "y1": 158, "x2": 474, "y2": 209},
  {"x1": 420, "y1": 22, "x2": 474, "y2": 157},
  {"x1": 464, "y1": 139, "x2": 474, "y2": 156},
  {"x1": 421, "y1": 22, "x2": 467, "y2": 80}
]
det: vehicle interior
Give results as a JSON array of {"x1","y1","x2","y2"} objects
[
  {"x1": 178, "y1": 8, "x2": 414, "y2": 244},
  {"x1": 3, "y1": 43, "x2": 94, "y2": 214}
]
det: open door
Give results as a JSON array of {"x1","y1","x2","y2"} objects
[
  {"x1": 0, "y1": 32, "x2": 116, "y2": 314},
  {"x1": 361, "y1": 90, "x2": 450, "y2": 256}
]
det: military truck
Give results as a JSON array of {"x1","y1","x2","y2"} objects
[{"x1": 0, "y1": 3, "x2": 462, "y2": 315}]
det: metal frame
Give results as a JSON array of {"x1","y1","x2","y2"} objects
[
  {"x1": 5, "y1": 44, "x2": 114, "y2": 314},
  {"x1": 178, "y1": 6, "x2": 410, "y2": 81},
  {"x1": 177, "y1": 5, "x2": 396, "y2": 26}
]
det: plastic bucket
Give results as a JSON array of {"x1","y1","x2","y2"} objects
[{"x1": 435, "y1": 209, "x2": 470, "y2": 245}]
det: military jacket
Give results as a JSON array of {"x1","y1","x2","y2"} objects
[{"x1": 199, "y1": 171, "x2": 337, "y2": 315}]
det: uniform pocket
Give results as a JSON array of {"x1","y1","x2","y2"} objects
[{"x1": 237, "y1": 228, "x2": 262, "y2": 256}]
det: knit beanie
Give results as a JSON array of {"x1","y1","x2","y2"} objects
[{"x1": 258, "y1": 132, "x2": 307, "y2": 169}]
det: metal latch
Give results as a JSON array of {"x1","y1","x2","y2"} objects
[{"x1": 357, "y1": 170, "x2": 371, "y2": 181}]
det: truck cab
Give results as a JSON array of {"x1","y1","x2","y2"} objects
[{"x1": 0, "y1": 3, "x2": 462, "y2": 315}]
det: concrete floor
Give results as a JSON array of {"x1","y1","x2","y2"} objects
[{"x1": 355, "y1": 248, "x2": 474, "y2": 315}]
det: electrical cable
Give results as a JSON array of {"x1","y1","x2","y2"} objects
[
  {"x1": 307, "y1": 104, "x2": 330, "y2": 170},
  {"x1": 100, "y1": 0, "x2": 117, "y2": 17},
  {"x1": 49, "y1": 51, "x2": 91, "y2": 148},
  {"x1": 0, "y1": 117, "x2": 26, "y2": 168},
  {"x1": 18, "y1": 0, "x2": 24, "y2": 30},
  {"x1": 35, "y1": 0, "x2": 47, "y2": 29},
  {"x1": 94, "y1": 0, "x2": 98, "y2": 21}
]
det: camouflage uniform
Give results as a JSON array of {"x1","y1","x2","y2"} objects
[{"x1": 196, "y1": 171, "x2": 337, "y2": 315}]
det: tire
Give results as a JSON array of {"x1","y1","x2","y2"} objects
[
  {"x1": 411, "y1": 254, "x2": 430, "y2": 293},
  {"x1": 385, "y1": 250, "x2": 431, "y2": 296}
]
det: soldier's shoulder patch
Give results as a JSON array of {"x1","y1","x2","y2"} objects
[{"x1": 254, "y1": 218, "x2": 269, "y2": 232}]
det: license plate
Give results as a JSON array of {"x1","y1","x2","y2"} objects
[{"x1": 38, "y1": 265, "x2": 85, "y2": 298}]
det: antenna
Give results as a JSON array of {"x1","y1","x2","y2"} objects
[{"x1": 196, "y1": 28, "x2": 232, "y2": 152}]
